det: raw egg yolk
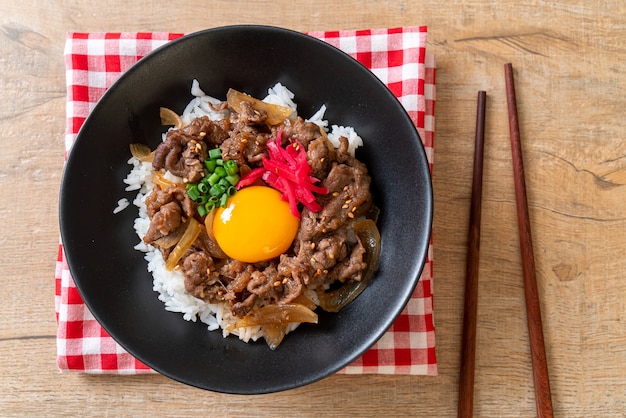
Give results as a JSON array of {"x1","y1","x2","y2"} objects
[{"x1": 213, "y1": 186, "x2": 300, "y2": 263}]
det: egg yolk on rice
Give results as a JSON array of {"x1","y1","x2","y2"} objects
[{"x1": 213, "y1": 186, "x2": 300, "y2": 263}]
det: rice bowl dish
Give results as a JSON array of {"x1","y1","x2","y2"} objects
[{"x1": 122, "y1": 80, "x2": 381, "y2": 349}]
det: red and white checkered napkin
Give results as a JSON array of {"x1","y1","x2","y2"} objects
[{"x1": 56, "y1": 27, "x2": 437, "y2": 376}]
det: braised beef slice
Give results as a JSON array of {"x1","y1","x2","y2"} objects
[
  {"x1": 219, "y1": 117, "x2": 270, "y2": 168},
  {"x1": 307, "y1": 137, "x2": 334, "y2": 180},
  {"x1": 327, "y1": 235, "x2": 367, "y2": 283},
  {"x1": 143, "y1": 186, "x2": 196, "y2": 245},
  {"x1": 152, "y1": 117, "x2": 230, "y2": 182},
  {"x1": 238, "y1": 100, "x2": 267, "y2": 125},
  {"x1": 182, "y1": 250, "x2": 223, "y2": 301},
  {"x1": 298, "y1": 152, "x2": 371, "y2": 242},
  {"x1": 279, "y1": 117, "x2": 323, "y2": 148}
]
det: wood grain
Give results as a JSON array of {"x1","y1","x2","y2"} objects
[{"x1": 0, "y1": 1, "x2": 625, "y2": 416}]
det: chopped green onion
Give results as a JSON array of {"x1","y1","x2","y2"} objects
[
  {"x1": 205, "y1": 159, "x2": 217, "y2": 172},
  {"x1": 209, "y1": 184, "x2": 225, "y2": 197},
  {"x1": 214, "y1": 166, "x2": 226, "y2": 177},
  {"x1": 185, "y1": 145, "x2": 241, "y2": 217},
  {"x1": 208, "y1": 148, "x2": 222, "y2": 159},
  {"x1": 207, "y1": 172, "x2": 220, "y2": 186},
  {"x1": 225, "y1": 174, "x2": 240, "y2": 186},
  {"x1": 224, "y1": 160, "x2": 238, "y2": 176},
  {"x1": 187, "y1": 185, "x2": 200, "y2": 201},
  {"x1": 218, "y1": 178, "x2": 230, "y2": 188},
  {"x1": 197, "y1": 182, "x2": 209, "y2": 194}
]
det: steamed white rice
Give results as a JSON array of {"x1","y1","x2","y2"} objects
[{"x1": 120, "y1": 80, "x2": 363, "y2": 343}]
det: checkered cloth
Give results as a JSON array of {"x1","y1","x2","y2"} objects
[{"x1": 56, "y1": 27, "x2": 437, "y2": 376}]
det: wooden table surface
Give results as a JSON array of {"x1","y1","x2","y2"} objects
[{"x1": 1, "y1": 1, "x2": 624, "y2": 416}]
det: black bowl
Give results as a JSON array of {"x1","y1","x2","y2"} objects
[{"x1": 59, "y1": 25, "x2": 432, "y2": 394}]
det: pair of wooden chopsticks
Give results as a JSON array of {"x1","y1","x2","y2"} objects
[{"x1": 457, "y1": 64, "x2": 554, "y2": 418}]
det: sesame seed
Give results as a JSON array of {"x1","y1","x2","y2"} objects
[
  {"x1": 282, "y1": 278, "x2": 288, "y2": 284},
  {"x1": 348, "y1": 212, "x2": 355, "y2": 219},
  {"x1": 322, "y1": 228, "x2": 328, "y2": 233},
  {"x1": 323, "y1": 269, "x2": 328, "y2": 274},
  {"x1": 320, "y1": 157, "x2": 325, "y2": 163},
  {"x1": 329, "y1": 253, "x2": 335, "y2": 259},
  {"x1": 199, "y1": 131, "x2": 207, "y2": 137},
  {"x1": 342, "y1": 204, "x2": 349, "y2": 209},
  {"x1": 310, "y1": 242, "x2": 316, "y2": 250},
  {"x1": 343, "y1": 185, "x2": 349, "y2": 191},
  {"x1": 345, "y1": 199, "x2": 352, "y2": 204},
  {"x1": 352, "y1": 206, "x2": 357, "y2": 212},
  {"x1": 332, "y1": 192, "x2": 339, "y2": 197},
  {"x1": 310, "y1": 257, "x2": 316, "y2": 264},
  {"x1": 273, "y1": 281, "x2": 281, "y2": 287}
]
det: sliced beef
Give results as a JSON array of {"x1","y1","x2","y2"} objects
[
  {"x1": 326, "y1": 235, "x2": 367, "y2": 283},
  {"x1": 231, "y1": 293, "x2": 257, "y2": 318},
  {"x1": 182, "y1": 250, "x2": 224, "y2": 301},
  {"x1": 298, "y1": 144, "x2": 372, "y2": 242},
  {"x1": 279, "y1": 117, "x2": 323, "y2": 148},
  {"x1": 307, "y1": 137, "x2": 334, "y2": 179},
  {"x1": 278, "y1": 228, "x2": 349, "y2": 288},
  {"x1": 238, "y1": 100, "x2": 267, "y2": 125},
  {"x1": 220, "y1": 125, "x2": 269, "y2": 168},
  {"x1": 152, "y1": 117, "x2": 230, "y2": 183},
  {"x1": 143, "y1": 186, "x2": 196, "y2": 245}
]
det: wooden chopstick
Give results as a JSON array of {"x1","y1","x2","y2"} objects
[
  {"x1": 504, "y1": 63, "x2": 554, "y2": 418},
  {"x1": 458, "y1": 91, "x2": 487, "y2": 418}
]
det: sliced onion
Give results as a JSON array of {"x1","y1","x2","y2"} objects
[
  {"x1": 291, "y1": 294, "x2": 317, "y2": 311},
  {"x1": 318, "y1": 219, "x2": 381, "y2": 312},
  {"x1": 262, "y1": 324, "x2": 287, "y2": 351},
  {"x1": 226, "y1": 88, "x2": 293, "y2": 126},
  {"x1": 165, "y1": 217, "x2": 202, "y2": 270},
  {"x1": 153, "y1": 171, "x2": 184, "y2": 189},
  {"x1": 159, "y1": 107, "x2": 184, "y2": 129},
  {"x1": 152, "y1": 222, "x2": 187, "y2": 249},
  {"x1": 234, "y1": 303, "x2": 318, "y2": 328},
  {"x1": 203, "y1": 209, "x2": 217, "y2": 242},
  {"x1": 129, "y1": 143, "x2": 153, "y2": 162}
]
